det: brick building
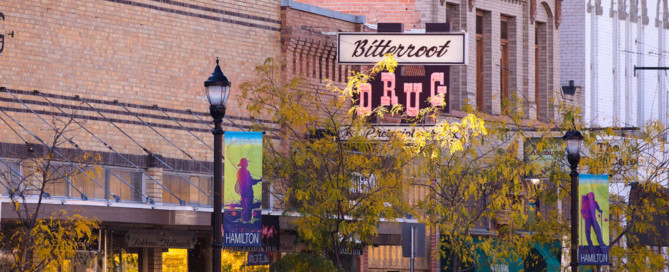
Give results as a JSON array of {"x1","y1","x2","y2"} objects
[
  {"x1": 0, "y1": 0, "x2": 283, "y2": 270},
  {"x1": 301, "y1": 0, "x2": 566, "y2": 122},
  {"x1": 0, "y1": 0, "x2": 571, "y2": 271},
  {"x1": 0, "y1": 0, "x2": 429, "y2": 271},
  {"x1": 297, "y1": 0, "x2": 569, "y2": 272},
  {"x1": 560, "y1": 0, "x2": 668, "y2": 128}
]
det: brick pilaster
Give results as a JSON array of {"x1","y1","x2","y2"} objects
[{"x1": 146, "y1": 167, "x2": 163, "y2": 204}]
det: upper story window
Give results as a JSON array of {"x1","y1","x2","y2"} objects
[
  {"x1": 500, "y1": 16, "x2": 510, "y2": 112},
  {"x1": 163, "y1": 172, "x2": 212, "y2": 207},
  {"x1": 0, "y1": 158, "x2": 22, "y2": 196},
  {"x1": 476, "y1": 11, "x2": 486, "y2": 112}
]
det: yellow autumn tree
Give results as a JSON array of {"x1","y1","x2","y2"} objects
[
  {"x1": 240, "y1": 55, "x2": 486, "y2": 270},
  {"x1": 0, "y1": 116, "x2": 99, "y2": 272},
  {"x1": 578, "y1": 119, "x2": 669, "y2": 271}
]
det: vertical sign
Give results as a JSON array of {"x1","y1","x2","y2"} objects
[
  {"x1": 224, "y1": 132, "x2": 263, "y2": 247},
  {"x1": 578, "y1": 174, "x2": 610, "y2": 265}
]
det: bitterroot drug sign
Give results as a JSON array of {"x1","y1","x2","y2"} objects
[{"x1": 337, "y1": 33, "x2": 466, "y2": 65}]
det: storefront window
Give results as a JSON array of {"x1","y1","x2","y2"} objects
[
  {"x1": 162, "y1": 248, "x2": 187, "y2": 272},
  {"x1": 108, "y1": 250, "x2": 138, "y2": 272}
]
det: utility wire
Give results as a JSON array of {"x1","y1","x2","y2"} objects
[
  {"x1": 78, "y1": 96, "x2": 211, "y2": 203},
  {"x1": 33, "y1": 91, "x2": 151, "y2": 203},
  {"x1": 0, "y1": 104, "x2": 93, "y2": 200},
  {"x1": 0, "y1": 152, "x2": 73, "y2": 196},
  {"x1": 157, "y1": 105, "x2": 213, "y2": 152},
  {"x1": 188, "y1": 109, "x2": 214, "y2": 130},
  {"x1": 2, "y1": 88, "x2": 110, "y2": 197},
  {"x1": 116, "y1": 101, "x2": 212, "y2": 173}
]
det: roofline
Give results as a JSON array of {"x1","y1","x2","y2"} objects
[{"x1": 280, "y1": 0, "x2": 366, "y2": 24}]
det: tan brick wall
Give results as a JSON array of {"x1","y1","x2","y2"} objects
[
  {"x1": 297, "y1": 0, "x2": 425, "y2": 29},
  {"x1": 0, "y1": 0, "x2": 281, "y2": 163}
]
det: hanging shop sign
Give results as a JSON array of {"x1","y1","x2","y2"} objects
[
  {"x1": 338, "y1": 33, "x2": 466, "y2": 65},
  {"x1": 280, "y1": 234, "x2": 297, "y2": 252},
  {"x1": 357, "y1": 65, "x2": 449, "y2": 117},
  {"x1": 224, "y1": 131, "x2": 264, "y2": 247},
  {"x1": 340, "y1": 125, "x2": 450, "y2": 141},
  {"x1": 578, "y1": 174, "x2": 610, "y2": 265},
  {"x1": 125, "y1": 230, "x2": 197, "y2": 249}
]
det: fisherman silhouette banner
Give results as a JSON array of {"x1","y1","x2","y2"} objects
[
  {"x1": 578, "y1": 174, "x2": 610, "y2": 265},
  {"x1": 224, "y1": 132, "x2": 263, "y2": 247}
]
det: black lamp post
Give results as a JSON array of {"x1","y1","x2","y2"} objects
[
  {"x1": 563, "y1": 129, "x2": 584, "y2": 272},
  {"x1": 205, "y1": 58, "x2": 231, "y2": 272}
]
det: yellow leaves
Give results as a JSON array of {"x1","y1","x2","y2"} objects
[
  {"x1": 406, "y1": 113, "x2": 487, "y2": 157},
  {"x1": 11, "y1": 210, "x2": 99, "y2": 271}
]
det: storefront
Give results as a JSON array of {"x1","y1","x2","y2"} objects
[{"x1": 440, "y1": 238, "x2": 560, "y2": 272}]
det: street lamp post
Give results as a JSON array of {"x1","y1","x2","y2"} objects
[
  {"x1": 205, "y1": 58, "x2": 231, "y2": 272},
  {"x1": 563, "y1": 129, "x2": 584, "y2": 272}
]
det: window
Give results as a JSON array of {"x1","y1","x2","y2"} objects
[
  {"x1": 69, "y1": 166, "x2": 106, "y2": 200},
  {"x1": 189, "y1": 175, "x2": 212, "y2": 206},
  {"x1": 68, "y1": 167, "x2": 143, "y2": 201},
  {"x1": 107, "y1": 168, "x2": 143, "y2": 202},
  {"x1": 476, "y1": 11, "x2": 485, "y2": 111},
  {"x1": 163, "y1": 173, "x2": 212, "y2": 206},
  {"x1": 535, "y1": 22, "x2": 547, "y2": 120},
  {"x1": 500, "y1": 16, "x2": 510, "y2": 111},
  {"x1": 0, "y1": 159, "x2": 22, "y2": 195}
]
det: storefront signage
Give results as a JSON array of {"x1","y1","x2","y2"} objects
[
  {"x1": 340, "y1": 125, "x2": 440, "y2": 141},
  {"x1": 339, "y1": 245, "x2": 363, "y2": 256},
  {"x1": 124, "y1": 230, "x2": 197, "y2": 249},
  {"x1": 0, "y1": 12, "x2": 13, "y2": 54},
  {"x1": 358, "y1": 65, "x2": 449, "y2": 117},
  {"x1": 280, "y1": 234, "x2": 297, "y2": 252},
  {"x1": 578, "y1": 174, "x2": 610, "y2": 265},
  {"x1": 224, "y1": 132, "x2": 264, "y2": 247},
  {"x1": 247, "y1": 252, "x2": 270, "y2": 266},
  {"x1": 338, "y1": 33, "x2": 466, "y2": 65}
]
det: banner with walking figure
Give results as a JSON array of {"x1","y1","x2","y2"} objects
[
  {"x1": 578, "y1": 174, "x2": 610, "y2": 265},
  {"x1": 224, "y1": 131, "x2": 263, "y2": 247}
]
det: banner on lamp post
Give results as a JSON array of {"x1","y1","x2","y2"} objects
[
  {"x1": 578, "y1": 174, "x2": 610, "y2": 265},
  {"x1": 224, "y1": 131, "x2": 263, "y2": 247}
]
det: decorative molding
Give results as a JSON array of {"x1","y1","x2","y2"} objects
[
  {"x1": 630, "y1": 0, "x2": 639, "y2": 22},
  {"x1": 618, "y1": 0, "x2": 628, "y2": 20},
  {"x1": 641, "y1": 0, "x2": 649, "y2": 25},
  {"x1": 596, "y1": 0, "x2": 604, "y2": 15},
  {"x1": 556, "y1": 0, "x2": 563, "y2": 29},
  {"x1": 501, "y1": 0, "x2": 526, "y2": 4},
  {"x1": 530, "y1": 0, "x2": 537, "y2": 24}
]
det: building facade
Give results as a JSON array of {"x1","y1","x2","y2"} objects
[
  {"x1": 0, "y1": 0, "x2": 574, "y2": 271},
  {"x1": 301, "y1": 0, "x2": 565, "y2": 121},
  {"x1": 561, "y1": 0, "x2": 669, "y2": 127},
  {"x1": 0, "y1": 0, "x2": 433, "y2": 271},
  {"x1": 295, "y1": 0, "x2": 569, "y2": 271}
]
